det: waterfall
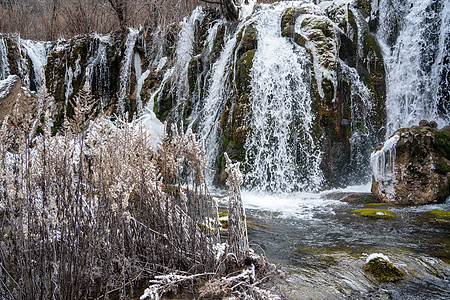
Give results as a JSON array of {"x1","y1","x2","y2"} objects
[
  {"x1": 20, "y1": 39, "x2": 50, "y2": 93},
  {"x1": 376, "y1": 0, "x2": 450, "y2": 134},
  {"x1": 118, "y1": 28, "x2": 140, "y2": 115},
  {"x1": 0, "y1": 34, "x2": 10, "y2": 80},
  {"x1": 88, "y1": 34, "x2": 111, "y2": 108},
  {"x1": 195, "y1": 23, "x2": 241, "y2": 173},
  {"x1": 245, "y1": 3, "x2": 322, "y2": 192},
  {"x1": 174, "y1": 7, "x2": 205, "y2": 119},
  {"x1": 64, "y1": 55, "x2": 82, "y2": 104}
]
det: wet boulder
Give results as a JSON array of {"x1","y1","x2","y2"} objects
[
  {"x1": 371, "y1": 122, "x2": 450, "y2": 205},
  {"x1": 363, "y1": 253, "x2": 405, "y2": 282}
]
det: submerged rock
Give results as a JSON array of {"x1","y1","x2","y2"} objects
[
  {"x1": 371, "y1": 122, "x2": 450, "y2": 205},
  {"x1": 363, "y1": 254, "x2": 405, "y2": 282}
]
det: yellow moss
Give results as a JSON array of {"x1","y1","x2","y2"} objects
[
  {"x1": 363, "y1": 258, "x2": 405, "y2": 282},
  {"x1": 427, "y1": 210, "x2": 450, "y2": 219},
  {"x1": 353, "y1": 208, "x2": 396, "y2": 218}
]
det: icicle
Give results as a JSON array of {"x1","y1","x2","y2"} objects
[{"x1": 370, "y1": 133, "x2": 400, "y2": 201}]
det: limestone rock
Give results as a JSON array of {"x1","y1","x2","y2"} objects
[{"x1": 371, "y1": 122, "x2": 450, "y2": 205}]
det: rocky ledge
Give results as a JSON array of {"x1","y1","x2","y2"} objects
[{"x1": 371, "y1": 121, "x2": 450, "y2": 205}]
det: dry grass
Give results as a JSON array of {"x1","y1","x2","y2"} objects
[{"x1": 0, "y1": 90, "x2": 221, "y2": 299}]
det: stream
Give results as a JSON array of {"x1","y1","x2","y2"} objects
[{"x1": 218, "y1": 185, "x2": 450, "y2": 299}]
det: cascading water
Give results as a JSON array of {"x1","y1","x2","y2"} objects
[
  {"x1": 0, "y1": 34, "x2": 10, "y2": 80},
  {"x1": 376, "y1": 0, "x2": 450, "y2": 134},
  {"x1": 245, "y1": 3, "x2": 322, "y2": 192},
  {"x1": 192, "y1": 22, "x2": 241, "y2": 174},
  {"x1": 64, "y1": 55, "x2": 82, "y2": 104},
  {"x1": 118, "y1": 28, "x2": 140, "y2": 115},
  {"x1": 19, "y1": 39, "x2": 50, "y2": 93},
  {"x1": 88, "y1": 34, "x2": 111, "y2": 108}
]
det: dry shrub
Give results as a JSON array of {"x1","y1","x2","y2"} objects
[{"x1": 0, "y1": 90, "x2": 221, "y2": 299}]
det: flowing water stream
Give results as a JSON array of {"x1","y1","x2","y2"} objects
[{"x1": 215, "y1": 188, "x2": 450, "y2": 299}]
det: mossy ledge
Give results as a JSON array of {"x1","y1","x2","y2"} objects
[
  {"x1": 363, "y1": 257, "x2": 406, "y2": 282},
  {"x1": 427, "y1": 210, "x2": 450, "y2": 219},
  {"x1": 353, "y1": 208, "x2": 396, "y2": 219}
]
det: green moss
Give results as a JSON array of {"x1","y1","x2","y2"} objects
[
  {"x1": 435, "y1": 160, "x2": 450, "y2": 174},
  {"x1": 363, "y1": 257, "x2": 406, "y2": 282},
  {"x1": 353, "y1": 208, "x2": 396, "y2": 219},
  {"x1": 236, "y1": 49, "x2": 255, "y2": 93},
  {"x1": 281, "y1": 7, "x2": 297, "y2": 37},
  {"x1": 427, "y1": 210, "x2": 450, "y2": 219},
  {"x1": 218, "y1": 210, "x2": 228, "y2": 218},
  {"x1": 434, "y1": 129, "x2": 450, "y2": 160},
  {"x1": 355, "y1": 0, "x2": 372, "y2": 18}
]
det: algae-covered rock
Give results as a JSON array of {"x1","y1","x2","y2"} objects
[
  {"x1": 371, "y1": 122, "x2": 450, "y2": 205},
  {"x1": 363, "y1": 255, "x2": 406, "y2": 282},
  {"x1": 427, "y1": 210, "x2": 450, "y2": 219},
  {"x1": 353, "y1": 208, "x2": 396, "y2": 219}
]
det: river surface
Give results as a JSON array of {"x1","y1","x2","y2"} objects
[{"x1": 216, "y1": 185, "x2": 450, "y2": 299}]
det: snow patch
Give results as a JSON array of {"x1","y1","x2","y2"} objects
[
  {"x1": 0, "y1": 75, "x2": 19, "y2": 99},
  {"x1": 366, "y1": 253, "x2": 391, "y2": 263}
]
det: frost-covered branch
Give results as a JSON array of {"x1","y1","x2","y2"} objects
[{"x1": 224, "y1": 152, "x2": 249, "y2": 267}]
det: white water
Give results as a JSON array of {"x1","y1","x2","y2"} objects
[
  {"x1": 0, "y1": 34, "x2": 10, "y2": 80},
  {"x1": 64, "y1": 55, "x2": 82, "y2": 104},
  {"x1": 175, "y1": 7, "x2": 205, "y2": 114},
  {"x1": 88, "y1": 34, "x2": 111, "y2": 108},
  {"x1": 246, "y1": 2, "x2": 322, "y2": 192},
  {"x1": 20, "y1": 39, "x2": 50, "y2": 93},
  {"x1": 376, "y1": 0, "x2": 450, "y2": 134},
  {"x1": 196, "y1": 23, "x2": 241, "y2": 171},
  {"x1": 118, "y1": 28, "x2": 140, "y2": 115},
  {"x1": 0, "y1": 75, "x2": 18, "y2": 98}
]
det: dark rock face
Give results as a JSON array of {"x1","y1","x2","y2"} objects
[
  {"x1": 371, "y1": 122, "x2": 450, "y2": 205},
  {"x1": 281, "y1": 2, "x2": 386, "y2": 187}
]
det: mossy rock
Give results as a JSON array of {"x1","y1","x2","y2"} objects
[
  {"x1": 235, "y1": 25, "x2": 258, "y2": 59},
  {"x1": 363, "y1": 257, "x2": 406, "y2": 282},
  {"x1": 434, "y1": 127, "x2": 450, "y2": 160},
  {"x1": 435, "y1": 160, "x2": 450, "y2": 174},
  {"x1": 353, "y1": 208, "x2": 396, "y2": 219},
  {"x1": 427, "y1": 210, "x2": 450, "y2": 219},
  {"x1": 236, "y1": 49, "x2": 255, "y2": 93},
  {"x1": 281, "y1": 7, "x2": 300, "y2": 38},
  {"x1": 213, "y1": 24, "x2": 226, "y2": 59},
  {"x1": 355, "y1": 0, "x2": 372, "y2": 18}
]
